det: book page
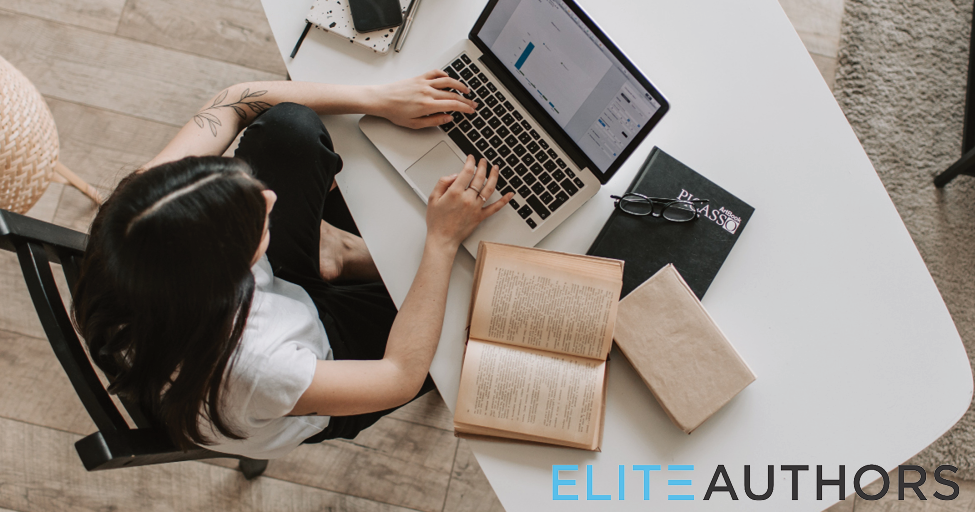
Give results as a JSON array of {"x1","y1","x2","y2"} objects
[
  {"x1": 453, "y1": 340, "x2": 605, "y2": 448},
  {"x1": 469, "y1": 244, "x2": 621, "y2": 359}
]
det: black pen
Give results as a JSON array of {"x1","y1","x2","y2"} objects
[{"x1": 291, "y1": 21, "x2": 312, "y2": 59}]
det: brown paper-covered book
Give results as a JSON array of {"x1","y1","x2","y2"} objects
[
  {"x1": 453, "y1": 242, "x2": 624, "y2": 451},
  {"x1": 614, "y1": 264, "x2": 755, "y2": 434}
]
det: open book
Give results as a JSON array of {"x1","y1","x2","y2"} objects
[{"x1": 453, "y1": 242, "x2": 624, "y2": 450}]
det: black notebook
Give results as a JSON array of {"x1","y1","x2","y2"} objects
[{"x1": 587, "y1": 147, "x2": 754, "y2": 299}]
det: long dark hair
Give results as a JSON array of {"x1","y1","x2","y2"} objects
[{"x1": 73, "y1": 156, "x2": 267, "y2": 449}]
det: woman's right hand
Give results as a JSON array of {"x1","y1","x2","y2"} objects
[
  {"x1": 425, "y1": 155, "x2": 513, "y2": 251},
  {"x1": 370, "y1": 70, "x2": 477, "y2": 129}
]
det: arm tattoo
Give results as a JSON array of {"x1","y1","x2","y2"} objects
[{"x1": 193, "y1": 88, "x2": 272, "y2": 137}]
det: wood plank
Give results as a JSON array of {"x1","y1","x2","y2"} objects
[
  {"x1": 46, "y1": 97, "x2": 180, "y2": 189},
  {"x1": 778, "y1": 0, "x2": 845, "y2": 58},
  {"x1": 345, "y1": 415, "x2": 457, "y2": 473},
  {"x1": 116, "y1": 0, "x2": 287, "y2": 76},
  {"x1": 0, "y1": 0, "x2": 125, "y2": 33},
  {"x1": 0, "y1": 416, "x2": 416, "y2": 512},
  {"x1": 23, "y1": 183, "x2": 64, "y2": 224},
  {"x1": 388, "y1": 389, "x2": 456, "y2": 432},
  {"x1": 810, "y1": 52, "x2": 837, "y2": 91},
  {"x1": 52, "y1": 185, "x2": 108, "y2": 233},
  {"x1": 0, "y1": 330, "x2": 95, "y2": 435},
  {"x1": 0, "y1": 10, "x2": 283, "y2": 128},
  {"x1": 208, "y1": 418, "x2": 454, "y2": 512},
  {"x1": 265, "y1": 435, "x2": 449, "y2": 512},
  {"x1": 0, "y1": 252, "x2": 46, "y2": 339},
  {"x1": 442, "y1": 440, "x2": 505, "y2": 512}
]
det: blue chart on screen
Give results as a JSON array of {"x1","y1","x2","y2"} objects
[
  {"x1": 480, "y1": 0, "x2": 662, "y2": 173},
  {"x1": 515, "y1": 42, "x2": 534, "y2": 69},
  {"x1": 490, "y1": 0, "x2": 609, "y2": 126}
]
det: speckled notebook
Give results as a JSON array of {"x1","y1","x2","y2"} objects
[{"x1": 306, "y1": 0, "x2": 410, "y2": 54}]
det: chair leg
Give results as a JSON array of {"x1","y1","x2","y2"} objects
[
  {"x1": 53, "y1": 161, "x2": 103, "y2": 204},
  {"x1": 935, "y1": 145, "x2": 975, "y2": 187},
  {"x1": 238, "y1": 458, "x2": 268, "y2": 480}
]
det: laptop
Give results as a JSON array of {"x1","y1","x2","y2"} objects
[{"x1": 360, "y1": 0, "x2": 669, "y2": 255}]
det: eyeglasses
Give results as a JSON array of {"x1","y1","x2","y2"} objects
[{"x1": 611, "y1": 193, "x2": 710, "y2": 222}]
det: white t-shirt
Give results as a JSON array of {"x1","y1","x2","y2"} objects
[{"x1": 201, "y1": 255, "x2": 331, "y2": 460}]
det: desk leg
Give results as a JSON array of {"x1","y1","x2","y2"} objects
[{"x1": 934, "y1": 145, "x2": 975, "y2": 187}]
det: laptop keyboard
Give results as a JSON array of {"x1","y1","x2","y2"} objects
[{"x1": 440, "y1": 52, "x2": 587, "y2": 229}]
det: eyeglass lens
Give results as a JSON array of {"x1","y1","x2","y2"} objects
[
  {"x1": 662, "y1": 202, "x2": 697, "y2": 222},
  {"x1": 618, "y1": 196, "x2": 654, "y2": 216}
]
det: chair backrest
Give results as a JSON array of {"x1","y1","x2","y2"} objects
[{"x1": 0, "y1": 208, "x2": 236, "y2": 471}]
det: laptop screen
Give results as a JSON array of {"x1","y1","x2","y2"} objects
[{"x1": 474, "y1": 0, "x2": 665, "y2": 176}]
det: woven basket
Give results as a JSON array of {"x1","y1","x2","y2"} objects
[
  {"x1": 0, "y1": 54, "x2": 60, "y2": 214},
  {"x1": 0, "y1": 55, "x2": 102, "y2": 214}
]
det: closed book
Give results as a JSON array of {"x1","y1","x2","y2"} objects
[
  {"x1": 306, "y1": 0, "x2": 408, "y2": 54},
  {"x1": 587, "y1": 147, "x2": 754, "y2": 299},
  {"x1": 614, "y1": 264, "x2": 755, "y2": 434}
]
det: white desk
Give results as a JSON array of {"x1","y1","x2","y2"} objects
[{"x1": 261, "y1": 0, "x2": 973, "y2": 509}]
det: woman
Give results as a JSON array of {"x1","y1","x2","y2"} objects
[{"x1": 72, "y1": 71, "x2": 512, "y2": 459}]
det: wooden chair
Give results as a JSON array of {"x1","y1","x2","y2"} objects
[
  {"x1": 934, "y1": 1, "x2": 975, "y2": 187},
  {"x1": 0, "y1": 208, "x2": 268, "y2": 479}
]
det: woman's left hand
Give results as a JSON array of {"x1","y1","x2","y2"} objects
[{"x1": 369, "y1": 70, "x2": 478, "y2": 129}]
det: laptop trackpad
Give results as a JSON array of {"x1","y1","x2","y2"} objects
[{"x1": 404, "y1": 142, "x2": 465, "y2": 202}]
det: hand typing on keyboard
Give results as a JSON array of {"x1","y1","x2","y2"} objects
[
  {"x1": 369, "y1": 70, "x2": 479, "y2": 129},
  {"x1": 438, "y1": 52, "x2": 585, "y2": 229}
]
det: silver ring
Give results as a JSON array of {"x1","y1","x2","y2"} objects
[{"x1": 477, "y1": 194, "x2": 487, "y2": 201}]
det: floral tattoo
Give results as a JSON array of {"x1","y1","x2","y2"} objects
[{"x1": 193, "y1": 88, "x2": 272, "y2": 137}]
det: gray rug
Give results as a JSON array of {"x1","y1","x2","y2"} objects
[{"x1": 835, "y1": 0, "x2": 975, "y2": 477}]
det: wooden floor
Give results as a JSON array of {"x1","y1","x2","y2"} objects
[
  {"x1": 780, "y1": 0, "x2": 845, "y2": 90},
  {"x1": 0, "y1": 0, "x2": 931, "y2": 511}
]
